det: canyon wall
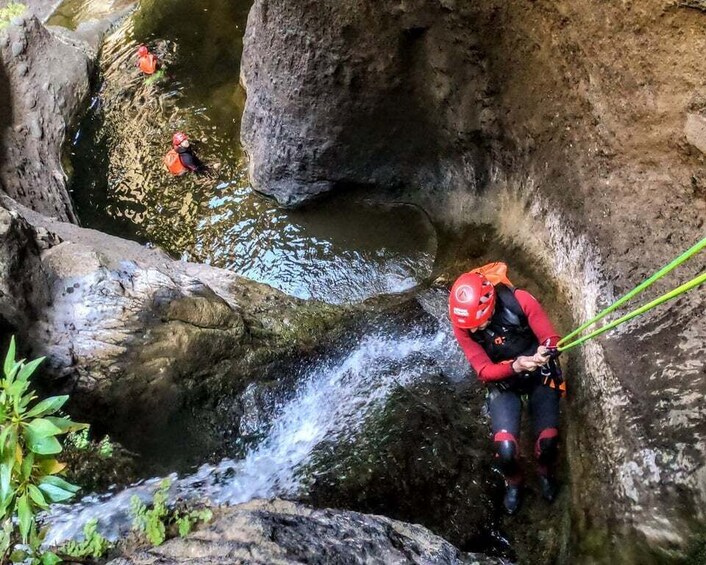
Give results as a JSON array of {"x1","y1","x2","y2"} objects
[{"x1": 240, "y1": 0, "x2": 706, "y2": 560}]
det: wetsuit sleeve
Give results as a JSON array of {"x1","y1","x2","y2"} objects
[
  {"x1": 514, "y1": 289, "x2": 561, "y2": 347},
  {"x1": 452, "y1": 326, "x2": 516, "y2": 382},
  {"x1": 179, "y1": 151, "x2": 205, "y2": 173}
]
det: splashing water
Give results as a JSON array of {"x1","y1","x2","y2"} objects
[{"x1": 44, "y1": 325, "x2": 454, "y2": 544}]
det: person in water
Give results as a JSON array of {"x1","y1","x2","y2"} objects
[
  {"x1": 449, "y1": 263, "x2": 564, "y2": 515},
  {"x1": 164, "y1": 132, "x2": 207, "y2": 176},
  {"x1": 136, "y1": 45, "x2": 159, "y2": 75}
]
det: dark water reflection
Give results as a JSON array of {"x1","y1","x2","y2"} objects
[{"x1": 63, "y1": 0, "x2": 436, "y2": 303}]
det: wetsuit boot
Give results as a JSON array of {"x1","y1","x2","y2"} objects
[
  {"x1": 495, "y1": 435, "x2": 522, "y2": 515},
  {"x1": 503, "y1": 483, "x2": 521, "y2": 515},
  {"x1": 535, "y1": 428, "x2": 559, "y2": 503}
]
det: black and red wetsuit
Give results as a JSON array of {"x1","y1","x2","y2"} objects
[
  {"x1": 453, "y1": 284, "x2": 562, "y2": 483},
  {"x1": 176, "y1": 146, "x2": 206, "y2": 174}
]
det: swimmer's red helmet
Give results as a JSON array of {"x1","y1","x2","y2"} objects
[{"x1": 172, "y1": 131, "x2": 189, "y2": 148}]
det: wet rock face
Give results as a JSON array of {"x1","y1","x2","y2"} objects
[
  {"x1": 3, "y1": 201, "x2": 346, "y2": 465},
  {"x1": 0, "y1": 16, "x2": 93, "y2": 222},
  {"x1": 0, "y1": 0, "x2": 60, "y2": 22},
  {"x1": 0, "y1": 207, "x2": 49, "y2": 338},
  {"x1": 303, "y1": 378, "x2": 501, "y2": 553},
  {"x1": 108, "y1": 499, "x2": 504, "y2": 565},
  {"x1": 240, "y1": 0, "x2": 492, "y2": 206},
  {"x1": 241, "y1": 0, "x2": 706, "y2": 559}
]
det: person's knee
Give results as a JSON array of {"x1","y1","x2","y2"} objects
[
  {"x1": 535, "y1": 427, "x2": 559, "y2": 464},
  {"x1": 494, "y1": 430, "x2": 518, "y2": 473}
]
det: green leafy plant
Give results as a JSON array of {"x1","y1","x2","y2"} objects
[
  {"x1": 175, "y1": 507, "x2": 213, "y2": 538},
  {"x1": 97, "y1": 436, "x2": 114, "y2": 459},
  {"x1": 66, "y1": 429, "x2": 114, "y2": 459},
  {"x1": 130, "y1": 480, "x2": 170, "y2": 546},
  {"x1": 62, "y1": 431, "x2": 136, "y2": 494},
  {"x1": 0, "y1": 3, "x2": 25, "y2": 29},
  {"x1": 59, "y1": 519, "x2": 112, "y2": 559},
  {"x1": 65, "y1": 429, "x2": 90, "y2": 451},
  {"x1": 0, "y1": 337, "x2": 87, "y2": 564},
  {"x1": 130, "y1": 479, "x2": 213, "y2": 546}
]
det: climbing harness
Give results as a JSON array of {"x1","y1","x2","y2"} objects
[
  {"x1": 540, "y1": 357, "x2": 565, "y2": 398},
  {"x1": 556, "y1": 235, "x2": 706, "y2": 353}
]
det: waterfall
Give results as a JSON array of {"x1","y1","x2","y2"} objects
[{"x1": 45, "y1": 309, "x2": 464, "y2": 544}]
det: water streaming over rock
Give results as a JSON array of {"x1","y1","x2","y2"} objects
[{"x1": 44, "y1": 306, "x2": 464, "y2": 544}]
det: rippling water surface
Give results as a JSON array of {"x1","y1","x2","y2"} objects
[
  {"x1": 47, "y1": 0, "x2": 134, "y2": 29},
  {"x1": 62, "y1": 0, "x2": 437, "y2": 303}
]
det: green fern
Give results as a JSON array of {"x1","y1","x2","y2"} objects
[
  {"x1": 130, "y1": 479, "x2": 170, "y2": 546},
  {"x1": 129, "y1": 478, "x2": 213, "y2": 546},
  {"x1": 60, "y1": 519, "x2": 112, "y2": 559}
]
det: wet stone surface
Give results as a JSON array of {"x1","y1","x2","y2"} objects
[{"x1": 107, "y1": 499, "x2": 508, "y2": 565}]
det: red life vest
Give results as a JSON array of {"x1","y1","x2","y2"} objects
[
  {"x1": 164, "y1": 149, "x2": 188, "y2": 176},
  {"x1": 138, "y1": 54, "x2": 158, "y2": 75}
]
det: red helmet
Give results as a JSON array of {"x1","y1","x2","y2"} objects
[
  {"x1": 172, "y1": 131, "x2": 188, "y2": 148},
  {"x1": 137, "y1": 45, "x2": 149, "y2": 57},
  {"x1": 449, "y1": 272, "x2": 496, "y2": 329}
]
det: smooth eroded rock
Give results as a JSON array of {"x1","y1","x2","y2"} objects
[
  {"x1": 0, "y1": 16, "x2": 93, "y2": 222},
  {"x1": 108, "y1": 499, "x2": 504, "y2": 565},
  {"x1": 240, "y1": 0, "x2": 491, "y2": 206},
  {"x1": 2, "y1": 198, "x2": 347, "y2": 466}
]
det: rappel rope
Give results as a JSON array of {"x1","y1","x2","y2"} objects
[{"x1": 556, "y1": 235, "x2": 706, "y2": 353}]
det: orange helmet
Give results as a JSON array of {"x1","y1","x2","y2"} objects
[
  {"x1": 449, "y1": 272, "x2": 496, "y2": 329},
  {"x1": 172, "y1": 131, "x2": 188, "y2": 148},
  {"x1": 137, "y1": 45, "x2": 149, "y2": 57}
]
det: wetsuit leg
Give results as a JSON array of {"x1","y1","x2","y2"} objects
[
  {"x1": 489, "y1": 388, "x2": 522, "y2": 484},
  {"x1": 529, "y1": 384, "x2": 561, "y2": 476}
]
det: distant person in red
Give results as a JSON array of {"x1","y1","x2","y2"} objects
[
  {"x1": 136, "y1": 45, "x2": 158, "y2": 75},
  {"x1": 164, "y1": 132, "x2": 206, "y2": 176},
  {"x1": 449, "y1": 263, "x2": 565, "y2": 515}
]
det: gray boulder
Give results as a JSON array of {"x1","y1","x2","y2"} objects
[
  {"x1": 108, "y1": 499, "x2": 506, "y2": 565},
  {"x1": 0, "y1": 16, "x2": 94, "y2": 221},
  {"x1": 2, "y1": 198, "x2": 347, "y2": 463},
  {"x1": 240, "y1": 0, "x2": 490, "y2": 206}
]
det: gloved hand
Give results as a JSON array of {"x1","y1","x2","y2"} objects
[{"x1": 512, "y1": 355, "x2": 542, "y2": 373}]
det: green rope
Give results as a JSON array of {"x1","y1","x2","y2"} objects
[
  {"x1": 558, "y1": 271, "x2": 706, "y2": 352},
  {"x1": 557, "y1": 235, "x2": 706, "y2": 347}
]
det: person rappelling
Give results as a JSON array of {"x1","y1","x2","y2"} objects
[
  {"x1": 136, "y1": 45, "x2": 159, "y2": 75},
  {"x1": 164, "y1": 132, "x2": 207, "y2": 176},
  {"x1": 449, "y1": 263, "x2": 564, "y2": 515},
  {"x1": 448, "y1": 236, "x2": 706, "y2": 516}
]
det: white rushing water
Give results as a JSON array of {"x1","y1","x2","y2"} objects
[{"x1": 45, "y1": 321, "x2": 462, "y2": 544}]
